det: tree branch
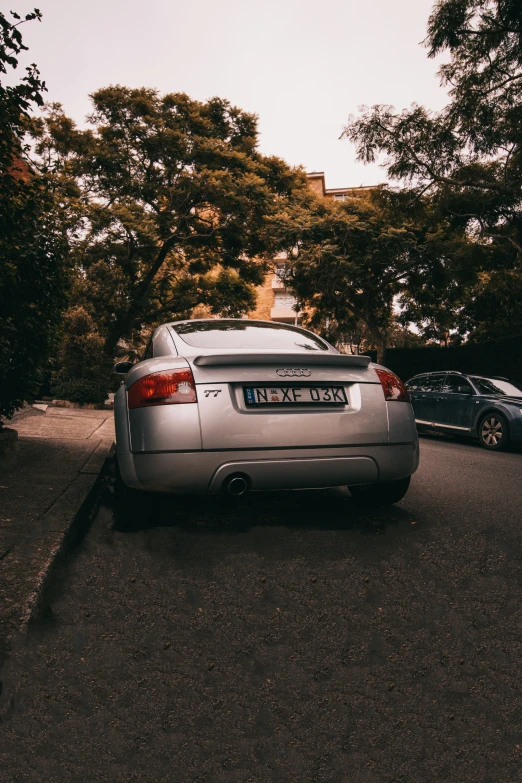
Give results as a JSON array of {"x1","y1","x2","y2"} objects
[
  {"x1": 448, "y1": 210, "x2": 522, "y2": 256},
  {"x1": 407, "y1": 181, "x2": 435, "y2": 206},
  {"x1": 456, "y1": 27, "x2": 522, "y2": 36},
  {"x1": 409, "y1": 148, "x2": 507, "y2": 194},
  {"x1": 372, "y1": 118, "x2": 510, "y2": 194},
  {"x1": 473, "y1": 72, "x2": 522, "y2": 96}
]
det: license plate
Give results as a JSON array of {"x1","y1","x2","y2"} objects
[{"x1": 243, "y1": 386, "x2": 347, "y2": 406}]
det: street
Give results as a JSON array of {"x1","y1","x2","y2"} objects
[{"x1": 2, "y1": 435, "x2": 522, "y2": 783}]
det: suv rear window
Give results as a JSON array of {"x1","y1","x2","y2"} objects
[
  {"x1": 470, "y1": 376, "x2": 522, "y2": 397},
  {"x1": 172, "y1": 320, "x2": 330, "y2": 351}
]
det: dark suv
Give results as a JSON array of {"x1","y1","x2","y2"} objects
[{"x1": 405, "y1": 372, "x2": 522, "y2": 451}]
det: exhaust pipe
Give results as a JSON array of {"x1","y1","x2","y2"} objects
[{"x1": 225, "y1": 475, "x2": 249, "y2": 497}]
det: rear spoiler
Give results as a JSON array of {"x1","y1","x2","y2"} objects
[{"x1": 192, "y1": 353, "x2": 371, "y2": 368}]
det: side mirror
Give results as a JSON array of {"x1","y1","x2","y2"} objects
[
  {"x1": 114, "y1": 361, "x2": 134, "y2": 375},
  {"x1": 457, "y1": 386, "x2": 472, "y2": 395}
]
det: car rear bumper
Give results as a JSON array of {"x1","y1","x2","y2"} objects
[{"x1": 117, "y1": 442, "x2": 419, "y2": 494}]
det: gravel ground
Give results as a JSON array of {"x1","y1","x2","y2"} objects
[{"x1": 1, "y1": 434, "x2": 522, "y2": 783}]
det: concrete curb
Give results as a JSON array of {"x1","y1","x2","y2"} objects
[{"x1": 17, "y1": 440, "x2": 115, "y2": 635}]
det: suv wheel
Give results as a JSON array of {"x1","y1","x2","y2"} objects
[
  {"x1": 348, "y1": 476, "x2": 411, "y2": 506},
  {"x1": 478, "y1": 412, "x2": 510, "y2": 451}
]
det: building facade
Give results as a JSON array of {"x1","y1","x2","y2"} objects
[{"x1": 247, "y1": 172, "x2": 375, "y2": 324}]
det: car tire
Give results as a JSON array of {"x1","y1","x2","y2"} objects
[
  {"x1": 478, "y1": 412, "x2": 510, "y2": 451},
  {"x1": 348, "y1": 476, "x2": 411, "y2": 506}
]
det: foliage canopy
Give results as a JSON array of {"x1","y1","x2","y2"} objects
[
  {"x1": 0, "y1": 9, "x2": 68, "y2": 420},
  {"x1": 344, "y1": 0, "x2": 522, "y2": 342},
  {"x1": 273, "y1": 187, "x2": 474, "y2": 359},
  {"x1": 35, "y1": 88, "x2": 309, "y2": 358}
]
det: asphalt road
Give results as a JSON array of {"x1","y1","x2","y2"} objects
[{"x1": 1, "y1": 434, "x2": 522, "y2": 783}]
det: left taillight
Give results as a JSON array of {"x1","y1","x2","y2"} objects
[
  {"x1": 127, "y1": 368, "x2": 197, "y2": 409},
  {"x1": 375, "y1": 368, "x2": 410, "y2": 402}
]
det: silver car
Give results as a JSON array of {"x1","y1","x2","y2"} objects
[{"x1": 114, "y1": 319, "x2": 418, "y2": 505}]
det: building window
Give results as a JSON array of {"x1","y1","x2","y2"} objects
[
  {"x1": 274, "y1": 291, "x2": 297, "y2": 309},
  {"x1": 334, "y1": 194, "x2": 345, "y2": 201},
  {"x1": 275, "y1": 263, "x2": 289, "y2": 282}
]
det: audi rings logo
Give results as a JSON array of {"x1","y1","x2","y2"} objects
[{"x1": 276, "y1": 368, "x2": 311, "y2": 377}]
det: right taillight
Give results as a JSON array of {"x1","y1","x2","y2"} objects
[
  {"x1": 128, "y1": 368, "x2": 197, "y2": 409},
  {"x1": 375, "y1": 368, "x2": 410, "y2": 402}
]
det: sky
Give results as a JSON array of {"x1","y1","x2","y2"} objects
[{"x1": 15, "y1": 0, "x2": 449, "y2": 189}]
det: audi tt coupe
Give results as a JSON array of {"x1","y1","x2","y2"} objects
[{"x1": 113, "y1": 319, "x2": 419, "y2": 505}]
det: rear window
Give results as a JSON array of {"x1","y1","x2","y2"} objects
[
  {"x1": 470, "y1": 376, "x2": 522, "y2": 397},
  {"x1": 172, "y1": 320, "x2": 330, "y2": 351}
]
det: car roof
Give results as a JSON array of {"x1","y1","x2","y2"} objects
[
  {"x1": 409, "y1": 371, "x2": 513, "y2": 383},
  {"x1": 168, "y1": 317, "x2": 291, "y2": 328},
  {"x1": 468, "y1": 374, "x2": 510, "y2": 381},
  {"x1": 409, "y1": 370, "x2": 459, "y2": 378}
]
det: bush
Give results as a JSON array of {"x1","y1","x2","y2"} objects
[
  {"x1": 50, "y1": 378, "x2": 109, "y2": 405},
  {"x1": 51, "y1": 306, "x2": 115, "y2": 405}
]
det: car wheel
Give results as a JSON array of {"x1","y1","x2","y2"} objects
[
  {"x1": 348, "y1": 476, "x2": 411, "y2": 506},
  {"x1": 478, "y1": 412, "x2": 510, "y2": 451}
]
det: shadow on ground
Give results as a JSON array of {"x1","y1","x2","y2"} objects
[
  {"x1": 418, "y1": 429, "x2": 522, "y2": 453},
  {"x1": 103, "y1": 458, "x2": 413, "y2": 538}
]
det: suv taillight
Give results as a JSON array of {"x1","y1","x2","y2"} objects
[
  {"x1": 127, "y1": 368, "x2": 197, "y2": 409},
  {"x1": 375, "y1": 369, "x2": 410, "y2": 402}
]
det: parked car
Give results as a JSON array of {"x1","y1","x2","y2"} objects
[
  {"x1": 113, "y1": 319, "x2": 419, "y2": 506},
  {"x1": 406, "y1": 371, "x2": 522, "y2": 451}
]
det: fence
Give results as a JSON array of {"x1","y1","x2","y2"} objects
[{"x1": 382, "y1": 334, "x2": 522, "y2": 384}]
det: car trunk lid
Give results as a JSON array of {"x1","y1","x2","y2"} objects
[{"x1": 185, "y1": 352, "x2": 387, "y2": 450}]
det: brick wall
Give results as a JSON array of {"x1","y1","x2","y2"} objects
[
  {"x1": 307, "y1": 174, "x2": 325, "y2": 197},
  {"x1": 249, "y1": 273, "x2": 275, "y2": 320},
  {"x1": 247, "y1": 174, "x2": 376, "y2": 322}
]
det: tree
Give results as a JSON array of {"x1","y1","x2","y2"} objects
[
  {"x1": 319, "y1": 314, "x2": 371, "y2": 355},
  {"x1": 33, "y1": 89, "x2": 308, "y2": 359},
  {"x1": 345, "y1": 0, "x2": 522, "y2": 254},
  {"x1": 0, "y1": 9, "x2": 68, "y2": 421},
  {"x1": 51, "y1": 306, "x2": 114, "y2": 404},
  {"x1": 459, "y1": 269, "x2": 522, "y2": 341},
  {"x1": 273, "y1": 187, "x2": 471, "y2": 361},
  {"x1": 343, "y1": 0, "x2": 522, "y2": 339},
  {"x1": 386, "y1": 323, "x2": 427, "y2": 349},
  {"x1": 0, "y1": 8, "x2": 44, "y2": 173}
]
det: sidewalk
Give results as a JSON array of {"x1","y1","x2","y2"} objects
[{"x1": 0, "y1": 406, "x2": 114, "y2": 661}]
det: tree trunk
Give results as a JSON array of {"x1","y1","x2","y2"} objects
[
  {"x1": 375, "y1": 340, "x2": 386, "y2": 365},
  {"x1": 103, "y1": 236, "x2": 178, "y2": 356},
  {"x1": 368, "y1": 326, "x2": 387, "y2": 364}
]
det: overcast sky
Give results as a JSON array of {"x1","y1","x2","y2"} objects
[{"x1": 16, "y1": 0, "x2": 448, "y2": 188}]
